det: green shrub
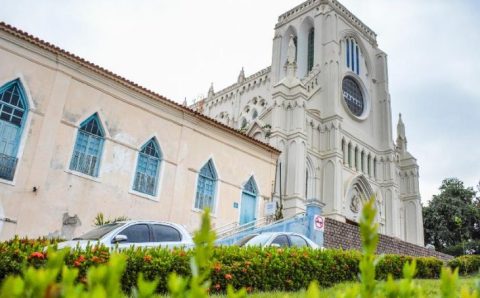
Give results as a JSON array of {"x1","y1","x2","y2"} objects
[{"x1": 448, "y1": 255, "x2": 480, "y2": 275}]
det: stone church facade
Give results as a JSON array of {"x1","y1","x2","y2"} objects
[{"x1": 193, "y1": 0, "x2": 424, "y2": 245}]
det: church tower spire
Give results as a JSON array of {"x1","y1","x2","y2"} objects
[
  {"x1": 396, "y1": 113, "x2": 407, "y2": 152},
  {"x1": 237, "y1": 67, "x2": 245, "y2": 84},
  {"x1": 208, "y1": 82, "x2": 215, "y2": 99}
]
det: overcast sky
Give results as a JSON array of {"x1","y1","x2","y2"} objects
[{"x1": 1, "y1": 0, "x2": 479, "y2": 203}]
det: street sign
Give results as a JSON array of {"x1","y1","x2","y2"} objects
[
  {"x1": 313, "y1": 215, "x2": 324, "y2": 232},
  {"x1": 264, "y1": 202, "x2": 276, "y2": 216}
]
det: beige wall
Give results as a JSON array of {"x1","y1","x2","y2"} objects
[{"x1": 0, "y1": 31, "x2": 279, "y2": 240}]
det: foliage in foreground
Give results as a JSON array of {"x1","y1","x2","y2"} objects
[{"x1": 1, "y1": 201, "x2": 480, "y2": 297}]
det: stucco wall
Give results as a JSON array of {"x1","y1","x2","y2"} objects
[{"x1": 0, "y1": 29, "x2": 279, "y2": 240}]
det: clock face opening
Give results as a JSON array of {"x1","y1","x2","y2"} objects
[{"x1": 342, "y1": 77, "x2": 364, "y2": 117}]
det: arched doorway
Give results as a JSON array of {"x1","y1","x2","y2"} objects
[{"x1": 239, "y1": 176, "x2": 258, "y2": 225}]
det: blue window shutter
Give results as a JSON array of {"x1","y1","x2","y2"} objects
[
  {"x1": 195, "y1": 159, "x2": 217, "y2": 210},
  {"x1": 133, "y1": 138, "x2": 162, "y2": 196},
  {"x1": 69, "y1": 114, "x2": 105, "y2": 177},
  {"x1": 0, "y1": 79, "x2": 29, "y2": 181}
]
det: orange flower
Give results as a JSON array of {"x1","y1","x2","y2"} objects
[
  {"x1": 246, "y1": 286, "x2": 253, "y2": 293},
  {"x1": 244, "y1": 261, "x2": 251, "y2": 266},
  {"x1": 214, "y1": 283, "x2": 221, "y2": 290},
  {"x1": 143, "y1": 255, "x2": 152, "y2": 263},
  {"x1": 29, "y1": 251, "x2": 45, "y2": 259},
  {"x1": 74, "y1": 261, "x2": 81, "y2": 267},
  {"x1": 224, "y1": 273, "x2": 233, "y2": 280},
  {"x1": 91, "y1": 256, "x2": 102, "y2": 263},
  {"x1": 213, "y1": 262, "x2": 222, "y2": 272},
  {"x1": 77, "y1": 255, "x2": 86, "y2": 263}
]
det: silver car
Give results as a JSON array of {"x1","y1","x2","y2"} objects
[
  {"x1": 234, "y1": 232, "x2": 320, "y2": 249},
  {"x1": 57, "y1": 220, "x2": 193, "y2": 250}
]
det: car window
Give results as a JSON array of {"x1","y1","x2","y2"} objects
[
  {"x1": 152, "y1": 224, "x2": 181, "y2": 242},
  {"x1": 271, "y1": 235, "x2": 289, "y2": 247},
  {"x1": 289, "y1": 235, "x2": 309, "y2": 247},
  {"x1": 118, "y1": 224, "x2": 150, "y2": 243}
]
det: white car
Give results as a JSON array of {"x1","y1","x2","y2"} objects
[
  {"x1": 234, "y1": 232, "x2": 320, "y2": 249},
  {"x1": 57, "y1": 220, "x2": 193, "y2": 250}
]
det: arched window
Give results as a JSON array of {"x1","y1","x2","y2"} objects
[
  {"x1": 133, "y1": 138, "x2": 162, "y2": 196},
  {"x1": 354, "y1": 146, "x2": 359, "y2": 170},
  {"x1": 0, "y1": 79, "x2": 29, "y2": 181},
  {"x1": 367, "y1": 154, "x2": 371, "y2": 176},
  {"x1": 361, "y1": 151, "x2": 365, "y2": 172},
  {"x1": 293, "y1": 35, "x2": 298, "y2": 61},
  {"x1": 69, "y1": 113, "x2": 105, "y2": 177},
  {"x1": 307, "y1": 27, "x2": 315, "y2": 72},
  {"x1": 240, "y1": 176, "x2": 258, "y2": 224},
  {"x1": 240, "y1": 118, "x2": 247, "y2": 129},
  {"x1": 346, "y1": 37, "x2": 360, "y2": 75},
  {"x1": 348, "y1": 143, "x2": 352, "y2": 167},
  {"x1": 373, "y1": 157, "x2": 377, "y2": 179},
  {"x1": 252, "y1": 109, "x2": 258, "y2": 120},
  {"x1": 195, "y1": 159, "x2": 217, "y2": 210}
]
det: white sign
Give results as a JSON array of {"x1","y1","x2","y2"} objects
[
  {"x1": 264, "y1": 202, "x2": 277, "y2": 216},
  {"x1": 313, "y1": 215, "x2": 324, "y2": 232}
]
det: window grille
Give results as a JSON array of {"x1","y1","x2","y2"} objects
[
  {"x1": 69, "y1": 114, "x2": 104, "y2": 177},
  {"x1": 195, "y1": 159, "x2": 217, "y2": 210},
  {"x1": 133, "y1": 138, "x2": 161, "y2": 196}
]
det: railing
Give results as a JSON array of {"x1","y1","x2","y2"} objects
[
  {"x1": 215, "y1": 212, "x2": 306, "y2": 240},
  {"x1": 0, "y1": 153, "x2": 17, "y2": 181}
]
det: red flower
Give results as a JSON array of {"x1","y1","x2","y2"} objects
[
  {"x1": 74, "y1": 261, "x2": 81, "y2": 267},
  {"x1": 29, "y1": 252, "x2": 45, "y2": 259},
  {"x1": 224, "y1": 273, "x2": 233, "y2": 280},
  {"x1": 143, "y1": 255, "x2": 152, "y2": 263},
  {"x1": 77, "y1": 255, "x2": 86, "y2": 263},
  {"x1": 214, "y1": 284, "x2": 221, "y2": 290}
]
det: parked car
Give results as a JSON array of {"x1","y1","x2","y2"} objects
[
  {"x1": 56, "y1": 220, "x2": 193, "y2": 250},
  {"x1": 234, "y1": 232, "x2": 320, "y2": 249}
]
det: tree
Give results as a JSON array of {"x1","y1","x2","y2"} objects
[{"x1": 423, "y1": 178, "x2": 480, "y2": 255}]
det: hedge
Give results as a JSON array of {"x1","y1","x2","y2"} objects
[
  {"x1": 448, "y1": 255, "x2": 480, "y2": 275},
  {"x1": 0, "y1": 237, "x2": 443, "y2": 294}
]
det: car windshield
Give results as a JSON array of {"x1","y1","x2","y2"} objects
[
  {"x1": 233, "y1": 234, "x2": 258, "y2": 246},
  {"x1": 72, "y1": 223, "x2": 124, "y2": 240},
  {"x1": 240, "y1": 234, "x2": 273, "y2": 247}
]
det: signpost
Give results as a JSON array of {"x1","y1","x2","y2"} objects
[{"x1": 313, "y1": 215, "x2": 324, "y2": 232}]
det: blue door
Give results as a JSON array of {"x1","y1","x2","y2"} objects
[
  {"x1": 240, "y1": 191, "x2": 256, "y2": 225},
  {"x1": 239, "y1": 177, "x2": 259, "y2": 225}
]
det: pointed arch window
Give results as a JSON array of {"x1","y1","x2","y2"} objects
[
  {"x1": 346, "y1": 37, "x2": 360, "y2": 75},
  {"x1": 195, "y1": 159, "x2": 217, "y2": 210},
  {"x1": 133, "y1": 138, "x2": 162, "y2": 196},
  {"x1": 0, "y1": 79, "x2": 29, "y2": 181},
  {"x1": 307, "y1": 27, "x2": 315, "y2": 72},
  {"x1": 69, "y1": 114, "x2": 105, "y2": 177}
]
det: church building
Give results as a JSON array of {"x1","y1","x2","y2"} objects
[{"x1": 193, "y1": 0, "x2": 424, "y2": 245}]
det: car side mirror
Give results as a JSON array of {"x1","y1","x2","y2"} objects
[{"x1": 112, "y1": 234, "x2": 128, "y2": 243}]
